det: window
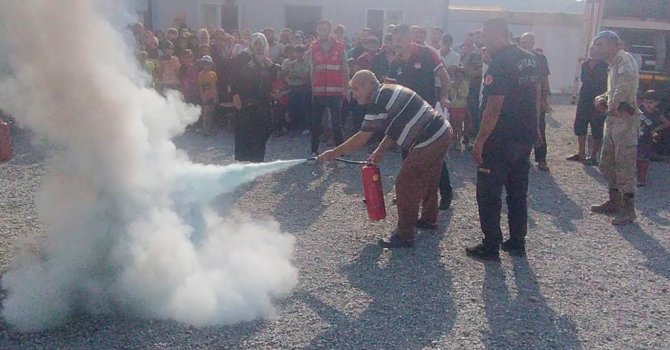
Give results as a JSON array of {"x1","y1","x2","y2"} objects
[
  {"x1": 603, "y1": 0, "x2": 670, "y2": 20},
  {"x1": 285, "y1": 6, "x2": 322, "y2": 35},
  {"x1": 367, "y1": 9, "x2": 404, "y2": 38},
  {"x1": 201, "y1": 4, "x2": 219, "y2": 27}
]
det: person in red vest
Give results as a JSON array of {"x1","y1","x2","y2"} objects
[{"x1": 307, "y1": 19, "x2": 350, "y2": 157}]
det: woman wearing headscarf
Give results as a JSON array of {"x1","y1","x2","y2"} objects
[{"x1": 230, "y1": 32, "x2": 274, "y2": 162}]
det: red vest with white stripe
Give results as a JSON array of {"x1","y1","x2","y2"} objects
[{"x1": 310, "y1": 39, "x2": 346, "y2": 96}]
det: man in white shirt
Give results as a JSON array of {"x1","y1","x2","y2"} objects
[{"x1": 440, "y1": 33, "x2": 461, "y2": 69}]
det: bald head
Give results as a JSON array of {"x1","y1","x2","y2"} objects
[
  {"x1": 520, "y1": 32, "x2": 535, "y2": 51},
  {"x1": 351, "y1": 70, "x2": 380, "y2": 105}
]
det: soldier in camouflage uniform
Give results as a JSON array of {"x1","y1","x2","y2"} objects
[{"x1": 590, "y1": 31, "x2": 641, "y2": 225}]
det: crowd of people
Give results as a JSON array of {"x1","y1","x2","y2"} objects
[{"x1": 126, "y1": 18, "x2": 670, "y2": 256}]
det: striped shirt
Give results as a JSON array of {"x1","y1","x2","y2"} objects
[{"x1": 361, "y1": 84, "x2": 450, "y2": 151}]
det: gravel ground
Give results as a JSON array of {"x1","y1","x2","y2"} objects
[{"x1": 1, "y1": 96, "x2": 669, "y2": 349}]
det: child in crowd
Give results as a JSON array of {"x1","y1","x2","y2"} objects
[
  {"x1": 447, "y1": 65, "x2": 469, "y2": 151},
  {"x1": 198, "y1": 44, "x2": 211, "y2": 59},
  {"x1": 638, "y1": 90, "x2": 670, "y2": 186},
  {"x1": 284, "y1": 44, "x2": 311, "y2": 137},
  {"x1": 271, "y1": 65, "x2": 290, "y2": 137},
  {"x1": 179, "y1": 49, "x2": 199, "y2": 105},
  {"x1": 166, "y1": 28, "x2": 180, "y2": 54},
  {"x1": 138, "y1": 51, "x2": 156, "y2": 89},
  {"x1": 280, "y1": 44, "x2": 295, "y2": 70},
  {"x1": 176, "y1": 29, "x2": 191, "y2": 53},
  {"x1": 156, "y1": 40, "x2": 181, "y2": 92},
  {"x1": 197, "y1": 55, "x2": 219, "y2": 136}
]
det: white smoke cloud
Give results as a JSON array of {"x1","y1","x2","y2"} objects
[{"x1": 0, "y1": 0, "x2": 299, "y2": 332}]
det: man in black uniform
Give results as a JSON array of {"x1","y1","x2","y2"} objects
[
  {"x1": 466, "y1": 18, "x2": 540, "y2": 261},
  {"x1": 386, "y1": 24, "x2": 454, "y2": 210}
]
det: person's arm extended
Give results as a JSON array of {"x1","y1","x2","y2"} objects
[
  {"x1": 368, "y1": 135, "x2": 396, "y2": 164},
  {"x1": 317, "y1": 131, "x2": 373, "y2": 162},
  {"x1": 472, "y1": 95, "x2": 504, "y2": 165},
  {"x1": 436, "y1": 65, "x2": 451, "y2": 106}
]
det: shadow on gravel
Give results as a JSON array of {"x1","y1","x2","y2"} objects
[
  {"x1": 636, "y1": 162, "x2": 670, "y2": 226},
  {"x1": 301, "y1": 227, "x2": 456, "y2": 348},
  {"x1": 269, "y1": 163, "x2": 336, "y2": 234},
  {"x1": 528, "y1": 173, "x2": 583, "y2": 232},
  {"x1": 482, "y1": 259, "x2": 583, "y2": 349},
  {"x1": 0, "y1": 314, "x2": 265, "y2": 349},
  {"x1": 545, "y1": 112, "x2": 563, "y2": 130},
  {"x1": 582, "y1": 165, "x2": 607, "y2": 185},
  {"x1": 616, "y1": 224, "x2": 670, "y2": 279}
]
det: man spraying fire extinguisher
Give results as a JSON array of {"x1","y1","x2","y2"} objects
[{"x1": 318, "y1": 70, "x2": 452, "y2": 248}]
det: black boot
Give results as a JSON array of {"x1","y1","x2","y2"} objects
[
  {"x1": 465, "y1": 243, "x2": 500, "y2": 262},
  {"x1": 501, "y1": 239, "x2": 526, "y2": 257},
  {"x1": 439, "y1": 192, "x2": 453, "y2": 210}
]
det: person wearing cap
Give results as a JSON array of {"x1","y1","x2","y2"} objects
[
  {"x1": 230, "y1": 32, "x2": 275, "y2": 162},
  {"x1": 196, "y1": 54, "x2": 218, "y2": 136},
  {"x1": 590, "y1": 30, "x2": 641, "y2": 225},
  {"x1": 465, "y1": 18, "x2": 540, "y2": 261}
]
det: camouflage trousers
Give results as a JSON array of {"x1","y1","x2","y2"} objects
[{"x1": 599, "y1": 116, "x2": 640, "y2": 194}]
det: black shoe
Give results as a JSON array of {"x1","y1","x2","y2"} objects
[
  {"x1": 439, "y1": 193, "x2": 453, "y2": 210},
  {"x1": 416, "y1": 219, "x2": 438, "y2": 230},
  {"x1": 379, "y1": 234, "x2": 415, "y2": 248},
  {"x1": 465, "y1": 243, "x2": 500, "y2": 262},
  {"x1": 583, "y1": 158, "x2": 598, "y2": 166},
  {"x1": 500, "y1": 239, "x2": 526, "y2": 257},
  {"x1": 565, "y1": 154, "x2": 584, "y2": 162}
]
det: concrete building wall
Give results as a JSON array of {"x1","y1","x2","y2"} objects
[
  {"x1": 148, "y1": 1, "x2": 582, "y2": 92},
  {"x1": 152, "y1": 0, "x2": 448, "y2": 37},
  {"x1": 448, "y1": 8, "x2": 585, "y2": 93}
]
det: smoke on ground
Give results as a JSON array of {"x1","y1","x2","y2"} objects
[{"x1": 0, "y1": 0, "x2": 299, "y2": 332}]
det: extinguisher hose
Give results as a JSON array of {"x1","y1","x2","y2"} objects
[{"x1": 305, "y1": 157, "x2": 369, "y2": 165}]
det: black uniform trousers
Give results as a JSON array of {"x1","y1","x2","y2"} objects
[
  {"x1": 477, "y1": 141, "x2": 533, "y2": 249},
  {"x1": 533, "y1": 111, "x2": 547, "y2": 163}
]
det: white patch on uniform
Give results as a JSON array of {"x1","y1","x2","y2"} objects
[
  {"x1": 484, "y1": 74, "x2": 493, "y2": 85},
  {"x1": 414, "y1": 62, "x2": 422, "y2": 69}
]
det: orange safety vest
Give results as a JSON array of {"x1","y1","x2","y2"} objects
[{"x1": 310, "y1": 39, "x2": 346, "y2": 96}]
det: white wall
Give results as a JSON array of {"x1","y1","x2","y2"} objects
[
  {"x1": 448, "y1": 9, "x2": 585, "y2": 93},
  {"x1": 153, "y1": 0, "x2": 227, "y2": 32},
  {"x1": 153, "y1": 0, "x2": 447, "y2": 37}
]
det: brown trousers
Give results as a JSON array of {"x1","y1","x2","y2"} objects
[{"x1": 395, "y1": 129, "x2": 452, "y2": 240}]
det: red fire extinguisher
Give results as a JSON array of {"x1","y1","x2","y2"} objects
[
  {"x1": 0, "y1": 120, "x2": 12, "y2": 162},
  {"x1": 361, "y1": 163, "x2": 386, "y2": 221}
]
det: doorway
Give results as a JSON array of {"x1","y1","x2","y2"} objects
[{"x1": 285, "y1": 5, "x2": 322, "y2": 35}]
